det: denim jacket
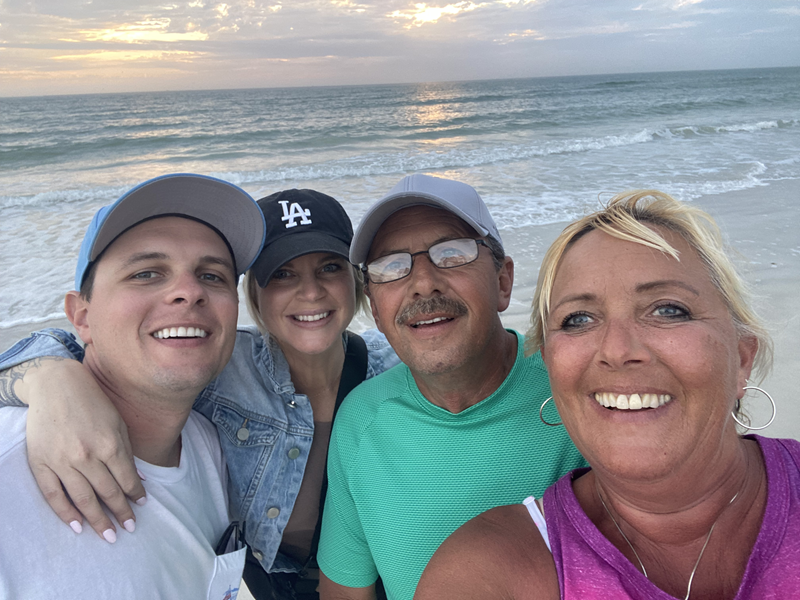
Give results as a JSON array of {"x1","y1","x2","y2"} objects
[{"x1": 0, "y1": 326, "x2": 400, "y2": 573}]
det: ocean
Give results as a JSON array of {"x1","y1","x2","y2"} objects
[{"x1": 2, "y1": 66, "x2": 799, "y2": 331}]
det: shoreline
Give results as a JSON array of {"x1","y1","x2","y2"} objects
[{"x1": 2, "y1": 179, "x2": 797, "y2": 439}]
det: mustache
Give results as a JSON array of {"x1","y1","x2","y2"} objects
[{"x1": 395, "y1": 296, "x2": 468, "y2": 326}]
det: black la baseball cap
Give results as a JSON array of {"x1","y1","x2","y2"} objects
[{"x1": 250, "y1": 189, "x2": 354, "y2": 287}]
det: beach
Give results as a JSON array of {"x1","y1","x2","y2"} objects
[{"x1": 3, "y1": 178, "x2": 797, "y2": 439}]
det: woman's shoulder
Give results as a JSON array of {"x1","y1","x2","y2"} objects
[
  {"x1": 415, "y1": 504, "x2": 558, "y2": 600},
  {"x1": 198, "y1": 327, "x2": 286, "y2": 406},
  {"x1": 355, "y1": 328, "x2": 402, "y2": 378},
  {"x1": 233, "y1": 325, "x2": 266, "y2": 348},
  {"x1": 752, "y1": 435, "x2": 800, "y2": 472},
  {"x1": 229, "y1": 326, "x2": 283, "y2": 368}
]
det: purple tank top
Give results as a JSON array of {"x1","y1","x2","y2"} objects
[{"x1": 542, "y1": 435, "x2": 800, "y2": 599}]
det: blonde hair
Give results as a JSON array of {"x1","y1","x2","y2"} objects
[
  {"x1": 244, "y1": 264, "x2": 368, "y2": 334},
  {"x1": 525, "y1": 190, "x2": 772, "y2": 383}
]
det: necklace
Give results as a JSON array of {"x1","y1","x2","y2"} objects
[{"x1": 596, "y1": 480, "x2": 742, "y2": 600}]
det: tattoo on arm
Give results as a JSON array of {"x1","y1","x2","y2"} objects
[{"x1": 0, "y1": 357, "x2": 67, "y2": 407}]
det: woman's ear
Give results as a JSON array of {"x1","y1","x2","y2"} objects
[{"x1": 736, "y1": 335, "x2": 759, "y2": 395}]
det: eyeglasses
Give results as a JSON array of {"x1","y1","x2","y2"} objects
[{"x1": 364, "y1": 238, "x2": 490, "y2": 284}]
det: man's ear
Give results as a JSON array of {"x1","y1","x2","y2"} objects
[
  {"x1": 496, "y1": 256, "x2": 514, "y2": 313},
  {"x1": 64, "y1": 291, "x2": 93, "y2": 345}
]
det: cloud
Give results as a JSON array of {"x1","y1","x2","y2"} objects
[
  {"x1": 388, "y1": 2, "x2": 485, "y2": 27},
  {"x1": 771, "y1": 7, "x2": 800, "y2": 16},
  {"x1": 1, "y1": 0, "x2": 799, "y2": 96},
  {"x1": 504, "y1": 28, "x2": 544, "y2": 40},
  {"x1": 52, "y1": 49, "x2": 201, "y2": 61},
  {"x1": 79, "y1": 19, "x2": 209, "y2": 43},
  {"x1": 658, "y1": 20, "x2": 698, "y2": 29},
  {"x1": 330, "y1": 0, "x2": 368, "y2": 11},
  {"x1": 672, "y1": 0, "x2": 703, "y2": 8}
]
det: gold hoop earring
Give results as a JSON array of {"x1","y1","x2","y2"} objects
[
  {"x1": 732, "y1": 384, "x2": 776, "y2": 431},
  {"x1": 539, "y1": 397, "x2": 562, "y2": 427}
]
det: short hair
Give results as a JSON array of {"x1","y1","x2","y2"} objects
[
  {"x1": 484, "y1": 235, "x2": 506, "y2": 272},
  {"x1": 525, "y1": 190, "x2": 773, "y2": 386},
  {"x1": 79, "y1": 257, "x2": 103, "y2": 301},
  {"x1": 244, "y1": 263, "x2": 368, "y2": 335}
]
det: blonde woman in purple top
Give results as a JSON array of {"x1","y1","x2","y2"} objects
[{"x1": 416, "y1": 190, "x2": 800, "y2": 600}]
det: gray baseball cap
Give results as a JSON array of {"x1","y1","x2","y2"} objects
[
  {"x1": 349, "y1": 174, "x2": 503, "y2": 265},
  {"x1": 75, "y1": 174, "x2": 266, "y2": 290}
]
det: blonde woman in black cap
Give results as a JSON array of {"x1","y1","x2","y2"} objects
[{"x1": 0, "y1": 188, "x2": 399, "y2": 600}]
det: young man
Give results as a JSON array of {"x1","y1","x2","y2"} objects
[
  {"x1": 316, "y1": 174, "x2": 585, "y2": 600},
  {"x1": 0, "y1": 174, "x2": 265, "y2": 598}
]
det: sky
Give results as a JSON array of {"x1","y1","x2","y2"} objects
[{"x1": 1, "y1": 0, "x2": 799, "y2": 97}]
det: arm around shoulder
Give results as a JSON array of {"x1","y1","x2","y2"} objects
[
  {"x1": 0, "y1": 331, "x2": 145, "y2": 541},
  {"x1": 0, "y1": 328, "x2": 84, "y2": 407},
  {"x1": 415, "y1": 505, "x2": 559, "y2": 600}
]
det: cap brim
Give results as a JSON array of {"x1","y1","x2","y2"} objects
[
  {"x1": 252, "y1": 231, "x2": 351, "y2": 287},
  {"x1": 349, "y1": 192, "x2": 489, "y2": 265}
]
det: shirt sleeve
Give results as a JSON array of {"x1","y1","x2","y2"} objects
[
  {"x1": 316, "y1": 413, "x2": 379, "y2": 588},
  {"x1": 0, "y1": 328, "x2": 84, "y2": 369},
  {"x1": 0, "y1": 329, "x2": 85, "y2": 408}
]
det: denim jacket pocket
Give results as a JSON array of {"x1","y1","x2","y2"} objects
[{"x1": 211, "y1": 403, "x2": 281, "y2": 448}]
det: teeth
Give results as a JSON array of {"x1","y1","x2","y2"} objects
[
  {"x1": 153, "y1": 327, "x2": 207, "y2": 339},
  {"x1": 295, "y1": 312, "x2": 330, "y2": 322},
  {"x1": 594, "y1": 392, "x2": 672, "y2": 410},
  {"x1": 413, "y1": 316, "x2": 448, "y2": 327}
]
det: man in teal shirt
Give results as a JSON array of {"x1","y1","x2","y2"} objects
[{"x1": 317, "y1": 174, "x2": 585, "y2": 600}]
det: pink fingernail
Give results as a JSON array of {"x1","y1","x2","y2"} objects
[
  {"x1": 123, "y1": 519, "x2": 136, "y2": 533},
  {"x1": 69, "y1": 520, "x2": 82, "y2": 534},
  {"x1": 135, "y1": 496, "x2": 147, "y2": 506},
  {"x1": 102, "y1": 529, "x2": 117, "y2": 544},
  {"x1": 136, "y1": 468, "x2": 147, "y2": 482}
]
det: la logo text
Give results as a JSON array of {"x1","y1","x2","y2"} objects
[{"x1": 279, "y1": 201, "x2": 313, "y2": 228}]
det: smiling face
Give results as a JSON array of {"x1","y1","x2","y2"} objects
[
  {"x1": 68, "y1": 217, "x2": 239, "y2": 401},
  {"x1": 542, "y1": 227, "x2": 756, "y2": 480},
  {"x1": 366, "y1": 205, "x2": 513, "y2": 377},
  {"x1": 257, "y1": 252, "x2": 357, "y2": 359}
]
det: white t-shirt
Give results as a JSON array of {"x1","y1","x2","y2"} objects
[{"x1": 0, "y1": 408, "x2": 246, "y2": 600}]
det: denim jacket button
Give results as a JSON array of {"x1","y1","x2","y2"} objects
[
  {"x1": 287, "y1": 400, "x2": 298, "y2": 409},
  {"x1": 252, "y1": 550, "x2": 264, "y2": 561},
  {"x1": 287, "y1": 447, "x2": 301, "y2": 460},
  {"x1": 236, "y1": 427, "x2": 250, "y2": 441},
  {"x1": 266, "y1": 507, "x2": 281, "y2": 519}
]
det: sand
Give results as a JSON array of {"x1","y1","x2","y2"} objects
[{"x1": 2, "y1": 180, "x2": 797, "y2": 441}]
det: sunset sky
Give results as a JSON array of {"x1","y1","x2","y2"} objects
[{"x1": 1, "y1": 0, "x2": 799, "y2": 97}]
